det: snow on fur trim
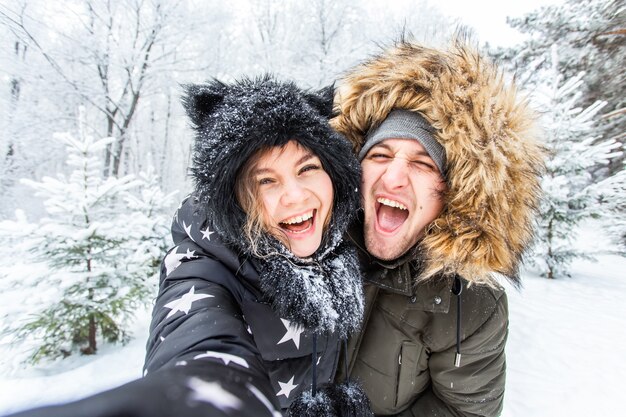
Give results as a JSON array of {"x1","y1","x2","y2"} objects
[
  {"x1": 287, "y1": 389, "x2": 336, "y2": 417},
  {"x1": 324, "y1": 380, "x2": 374, "y2": 417},
  {"x1": 332, "y1": 40, "x2": 545, "y2": 286},
  {"x1": 287, "y1": 381, "x2": 374, "y2": 417},
  {"x1": 258, "y1": 239, "x2": 364, "y2": 337},
  {"x1": 183, "y1": 75, "x2": 360, "y2": 255}
]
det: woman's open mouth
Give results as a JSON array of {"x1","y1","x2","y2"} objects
[
  {"x1": 376, "y1": 197, "x2": 409, "y2": 233},
  {"x1": 279, "y1": 209, "x2": 316, "y2": 234}
]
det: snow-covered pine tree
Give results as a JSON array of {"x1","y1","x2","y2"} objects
[
  {"x1": 121, "y1": 164, "x2": 178, "y2": 275},
  {"x1": 591, "y1": 163, "x2": 626, "y2": 255},
  {"x1": 532, "y1": 49, "x2": 622, "y2": 279},
  {"x1": 495, "y1": 0, "x2": 625, "y2": 177},
  {"x1": 0, "y1": 126, "x2": 173, "y2": 364}
]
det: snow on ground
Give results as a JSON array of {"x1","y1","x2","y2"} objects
[
  {"x1": 1, "y1": 222, "x2": 624, "y2": 416},
  {"x1": 0, "y1": 307, "x2": 150, "y2": 415},
  {"x1": 502, "y1": 254, "x2": 626, "y2": 417}
]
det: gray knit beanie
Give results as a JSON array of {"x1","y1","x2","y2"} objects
[{"x1": 358, "y1": 109, "x2": 446, "y2": 175}]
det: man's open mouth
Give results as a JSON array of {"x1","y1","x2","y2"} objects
[
  {"x1": 376, "y1": 197, "x2": 409, "y2": 233},
  {"x1": 279, "y1": 210, "x2": 315, "y2": 234}
]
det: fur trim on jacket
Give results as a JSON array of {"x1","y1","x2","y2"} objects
[{"x1": 332, "y1": 41, "x2": 545, "y2": 286}]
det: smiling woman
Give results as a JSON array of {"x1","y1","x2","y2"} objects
[{"x1": 237, "y1": 141, "x2": 334, "y2": 258}]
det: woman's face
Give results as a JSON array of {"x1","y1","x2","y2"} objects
[{"x1": 253, "y1": 141, "x2": 334, "y2": 257}]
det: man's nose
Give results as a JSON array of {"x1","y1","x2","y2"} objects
[{"x1": 381, "y1": 158, "x2": 409, "y2": 189}]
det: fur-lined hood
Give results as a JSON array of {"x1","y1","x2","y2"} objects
[{"x1": 332, "y1": 41, "x2": 545, "y2": 286}]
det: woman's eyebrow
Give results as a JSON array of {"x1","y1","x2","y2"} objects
[
  {"x1": 296, "y1": 152, "x2": 315, "y2": 165},
  {"x1": 253, "y1": 168, "x2": 272, "y2": 175},
  {"x1": 253, "y1": 153, "x2": 315, "y2": 175}
]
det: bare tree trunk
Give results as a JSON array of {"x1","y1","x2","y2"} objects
[
  {"x1": 110, "y1": 10, "x2": 159, "y2": 177},
  {"x1": 4, "y1": 41, "x2": 25, "y2": 165},
  {"x1": 83, "y1": 313, "x2": 98, "y2": 355},
  {"x1": 546, "y1": 216, "x2": 554, "y2": 279},
  {"x1": 2, "y1": 39, "x2": 27, "y2": 199},
  {"x1": 81, "y1": 254, "x2": 97, "y2": 355},
  {"x1": 248, "y1": 0, "x2": 283, "y2": 69},
  {"x1": 160, "y1": 87, "x2": 173, "y2": 180},
  {"x1": 104, "y1": 113, "x2": 116, "y2": 177}
]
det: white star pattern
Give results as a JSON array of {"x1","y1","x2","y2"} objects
[
  {"x1": 187, "y1": 377, "x2": 242, "y2": 411},
  {"x1": 183, "y1": 221, "x2": 196, "y2": 242},
  {"x1": 247, "y1": 383, "x2": 282, "y2": 417},
  {"x1": 163, "y1": 246, "x2": 197, "y2": 276},
  {"x1": 194, "y1": 351, "x2": 250, "y2": 369},
  {"x1": 200, "y1": 226, "x2": 215, "y2": 241},
  {"x1": 277, "y1": 319, "x2": 305, "y2": 349},
  {"x1": 164, "y1": 286, "x2": 213, "y2": 319},
  {"x1": 275, "y1": 375, "x2": 298, "y2": 399}
]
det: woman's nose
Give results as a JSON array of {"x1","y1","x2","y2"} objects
[{"x1": 280, "y1": 180, "x2": 309, "y2": 205}]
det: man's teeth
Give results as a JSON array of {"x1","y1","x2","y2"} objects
[
  {"x1": 377, "y1": 198, "x2": 408, "y2": 210},
  {"x1": 282, "y1": 211, "x2": 314, "y2": 224}
]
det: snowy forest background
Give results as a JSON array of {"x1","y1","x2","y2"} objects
[{"x1": 0, "y1": 0, "x2": 624, "y2": 416}]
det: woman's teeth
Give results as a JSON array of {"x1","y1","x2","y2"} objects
[
  {"x1": 282, "y1": 211, "x2": 314, "y2": 225},
  {"x1": 377, "y1": 198, "x2": 407, "y2": 210}
]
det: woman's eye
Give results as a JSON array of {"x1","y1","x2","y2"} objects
[
  {"x1": 299, "y1": 164, "x2": 321, "y2": 174},
  {"x1": 258, "y1": 177, "x2": 274, "y2": 185}
]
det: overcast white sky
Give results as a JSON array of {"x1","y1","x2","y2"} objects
[{"x1": 435, "y1": 0, "x2": 564, "y2": 46}]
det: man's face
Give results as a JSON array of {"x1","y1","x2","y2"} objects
[{"x1": 361, "y1": 138, "x2": 446, "y2": 260}]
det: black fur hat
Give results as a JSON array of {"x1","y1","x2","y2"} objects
[{"x1": 182, "y1": 75, "x2": 361, "y2": 255}]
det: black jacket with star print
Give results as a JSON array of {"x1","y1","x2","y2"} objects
[{"x1": 143, "y1": 195, "x2": 343, "y2": 412}]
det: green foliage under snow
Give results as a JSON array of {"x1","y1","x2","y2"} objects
[{"x1": 0, "y1": 129, "x2": 175, "y2": 364}]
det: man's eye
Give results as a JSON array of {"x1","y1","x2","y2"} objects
[
  {"x1": 412, "y1": 160, "x2": 435, "y2": 170},
  {"x1": 368, "y1": 153, "x2": 391, "y2": 160}
]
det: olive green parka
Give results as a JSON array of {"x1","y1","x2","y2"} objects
[{"x1": 331, "y1": 41, "x2": 544, "y2": 416}]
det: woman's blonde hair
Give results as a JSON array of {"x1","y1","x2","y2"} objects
[
  {"x1": 235, "y1": 145, "x2": 271, "y2": 256},
  {"x1": 235, "y1": 141, "x2": 334, "y2": 257}
]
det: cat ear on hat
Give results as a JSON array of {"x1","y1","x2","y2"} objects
[
  {"x1": 303, "y1": 84, "x2": 335, "y2": 119},
  {"x1": 181, "y1": 80, "x2": 228, "y2": 127}
]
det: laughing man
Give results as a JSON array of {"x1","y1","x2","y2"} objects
[{"x1": 332, "y1": 41, "x2": 544, "y2": 417}]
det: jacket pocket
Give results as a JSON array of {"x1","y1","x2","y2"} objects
[{"x1": 395, "y1": 341, "x2": 423, "y2": 409}]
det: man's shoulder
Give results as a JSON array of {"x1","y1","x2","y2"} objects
[
  {"x1": 464, "y1": 279, "x2": 506, "y2": 304},
  {"x1": 455, "y1": 278, "x2": 508, "y2": 341}
]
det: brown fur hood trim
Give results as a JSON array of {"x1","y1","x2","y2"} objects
[{"x1": 332, "y1": 41, "x2": 545, "y2": 286}]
